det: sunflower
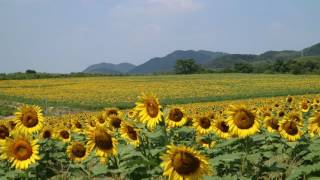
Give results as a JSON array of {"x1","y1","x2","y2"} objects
[
  {"x1": 8, "y1": 120, "x2": 16, "y2": 130},
  {"x1": 308, "y1": 112, "x2": 320, "y2": 137},
  {"x1": 67, "y1": 141, "x2": 88, "y2": 162},
  {"x1": 161, "y1": 145, "x2": 212, "y2": 180},
  {"x1": 85, "y1": 117, "x2": 97, "y2": 129},
  {"x1": 226, "y1": 105, "x2": 260, "y2": 138},
  {"x1": 94, "y1": 112, "x2": 107, "y2": 127},
  {"x1": 86, "y1": 126, "x2": 117, "y2": 162},
  {"x1": 212, "y1": 119, "x2": 231, "y2": 139},
  {"x1": 134, "y1": 93, "x2": 163, "y2": 129},
  {"x1": 71, "y1": 119, "x2": 84, "y2": 134},
  {"x1": 62, "y1": 120, "x2": 72, "y2": 129},
  {"x1": 120, "y1": 121, "x2": 140, "y2": 147},
  {"x1": 286, "y1": 96, "x2": 294, "y2": 104},
  {"x1": 166, "y1": 107, "x2": 188, "y2": 128},
  {"x1": 261, "y1": 109, "x2": 272, "y2": 118},
  {"x1": 0, "y1": 123, "x2": 10, "y2": 140},
  {"x1": 277, "y1": 109, "x2": 286, "y2": 118},
  {"x1": 312, "y1": 98, "x2": 320, "y2": 109},
  {"x1": 14, "y1": 105, "x2": 44, "y2": 135},
  {"x1": 273, "y1": 103, "x2": 281, "y2": 109},
  {"x1": 105, "y1": 108, "x2": 121, "y2": 118},
  {"x1": 196, "y1": 137, "x2": 216, "y2": 148},
  {"x1": 40, "y1": 128, "x2": 53, "y2": 139},
  {"x1": 300, "y1": 99, "x2": 310, "y2": 113},
  {"x1": 0, "y1": 134, "x2": 40, "y2": 170},
  {"x1": 107, "y1": 115, "x2": 123, "y2": 130},
  {"x1": 193, "y1": 116, "x2": 214, "y2": 135},
  {"x1": 55, "y1": 128, "x2": 71, "y2": 142},
  {"x1": 264, "y1": 116, "x2": 280, "y2": 133},
  {"x1": 127, "y1": 109, "x2": 138, "y2": 120},
  {"x1": 285, "y1": 111, "x2": 303, "y2": 125},
  {"x1": 279, "y1": 120, "x2": 303, "y2": 141}
]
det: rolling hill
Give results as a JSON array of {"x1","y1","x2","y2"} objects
[
  {"x1": 83, "y1": 63, "x2": 136, "y2": 74},
  {"x1": 83, "y1": 42, "x2": 320, "y2": 74},
  {"x1": 128, "y1": 50, "x2": 226, "y2": 74}
]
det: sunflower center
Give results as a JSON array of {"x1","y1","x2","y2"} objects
[
  {"x1": 278, "y1": 111, "x2": 285, "y2": 117},
  {"x1": 287, "y1": 97, "x2": 293, "y2": 103},
  {"x1": 72, "y1": 143, "x2": 86, "y2": 158},
  {"x1": 12, "y1": 140, "x2": 33, "y2": 161},
  {"x1": 218, "y1": 121, "x2": 229, "y2": 132},
  {"x1": 233, "y1": 110, "x2": 255, "y2": 129},
  {"x1": 145, "y1": 99, "x2": 159, "y2": 118},
  {"x1": 107, "y1": 109, "x2": 118, "y2": 117},
  {"x1": 9, "y1": 121, "x2": 16, "y2": 129},
  {"x1": 126, "y1": 126, "x2": 138, "y2": 140},
  {"x1": 89, "y1": 120, "x2": 96, "y2": 127},
  {"x1": 302, "y1": 102, "x2": 308, "y2": 110},
  {"x1": 199, "y1": 117, "x2": 211, "y2": 129},
  {"x1": 283, "y1": 121, "x2": 298, "y2": 135},
  {"x1": 75, "y1": 121, "x2": 82, "y2": 129},
  {"x1": 111, "y1": 117, "x2": 121, "y2": 128},
  {"x1": 0, "y1": 125, "x2": 9, "y2": 139},
  {"x1": 43, "y1": 130, "x2": 52, "y2": 139},
  {"x1": 98, "y1": 117, "x2": 105, "y2": 124},
  {"x1": 22, "y1": 111, "x2": 38, "y2": 128},
  {"x1": 94, "y1": 130, "x2": 113, "y2": 150},
  {"x1": 169, "y1": 108, "x2": 183, "y2": 122},
  {"x1": 60, "y1": 130, "x2": 70, "y2": 139},
  {"x1": 172, "y1": 152, "x2": 200, "y2": 175},
  {"x1": 268, "y1": 118, "x2": 279, "y2": 130}
]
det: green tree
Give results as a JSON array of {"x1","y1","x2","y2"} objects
[
  {"x1": 271, "y1": 60, "x2": 290, "y2": 73},
  {"x1": 233, "y1": 62, "x2": 254, "y2": 73},
  {"x1": 174, "y1": 59, "x2": 201, "y2": 74},
  {"x1": 26, "y1": 69, "x2": 37, "y2": 74}
]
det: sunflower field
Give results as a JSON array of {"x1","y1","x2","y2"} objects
[
  {"x1": 1, "y1": 93, "x2": 320, "y2": 179},
  {"x1": 1, "y1": 73, "x2": 320, "y2": 109}
]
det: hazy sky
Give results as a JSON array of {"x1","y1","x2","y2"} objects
[{"x1": 1, "y1": 0, "x2": 320, "y2": 73}]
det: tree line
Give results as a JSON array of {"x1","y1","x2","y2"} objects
[{"x1": 174, "y1": 56, "x2": 320, "y2": 75}]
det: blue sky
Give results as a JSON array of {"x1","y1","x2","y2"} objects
[{"x1": 0, "y1": 0, "x2": 319, "y2": 73}]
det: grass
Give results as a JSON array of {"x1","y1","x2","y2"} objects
[{"x1": 0, "y1": 100, "x2": 17, "y2": 117}]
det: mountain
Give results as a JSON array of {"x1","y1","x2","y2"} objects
[
  {"x1": 83, "y1": 63, "x2": 136, "y2": 74},
  {"x1": 303, "y1": 42, "x2": 320, "y2": 56},
  {"x1": 206, "y1": 54, "x2": 258, "y2": 69},
  {"x1": 83, "y1": 42, "x2": 320, "y2": 74},
  {"x1": 129, "y1": 50, "x2": 226, "y2": 74},
  {"x1": 205, "y1": 50, "x2": 301, "y2": 69}
]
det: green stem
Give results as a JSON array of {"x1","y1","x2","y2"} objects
[{"x1": 161, "y1": 116, "x2": 169, "y2": 145}]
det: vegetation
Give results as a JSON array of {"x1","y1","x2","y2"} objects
[
  {"x1": 174, "y1": 59, "x2": 202, "y2": 74},
  {"x1": 229, "y1": 56, "x2": 320, "y2": 74},
  {"x1": 1, "y1": 74, "x2": 320, "y2": 110},
  {"x1": 0, "y1": 72, "x2": 125, "y2": 80},
  {"x1": 1, "y1": 94, "x2": 320, "y2": 179}
]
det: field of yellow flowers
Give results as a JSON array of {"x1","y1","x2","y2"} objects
[
  {"x1": 1, "y1": 73, "x2": 320, "y2": 109},
  {"x1": 1, "y1": 92, "x2": 320, "y2": 179}
]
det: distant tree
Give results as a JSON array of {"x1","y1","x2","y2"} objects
[
  {"x1": 26, "y1": 69, "x2": 37, "y2": 74},
  {"x1": 233, "y1": 62, "x2": 254, "y2": 73},
  {"x1": 289, "y1": 61, "x2": 304, "y2": 74},
  {"x1": 174, "y1": 59, "x2": 201, "y2": 74},
  {"x1": 271, "y1": 60, "x2": 290, "y2": 73}
]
